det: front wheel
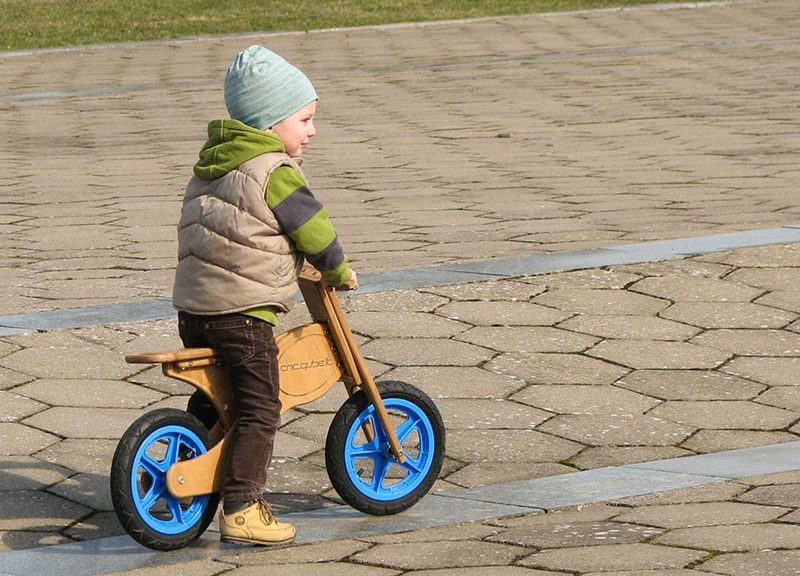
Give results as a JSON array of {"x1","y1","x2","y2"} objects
[
  {"x1": 110, "y1": 408, "x2": 220, "y2": 551},
  {"x1": 325, "y1": 381, "x2": 445, "y2": 515}
]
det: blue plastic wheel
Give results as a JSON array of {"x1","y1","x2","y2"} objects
[
  {"x1": 111, "y1": 408, "x2": 220, "y2": 550},
  {"x1": 130, "y1": 425, "x2": 211, "y2": 534},
  {"x1": 326, "y1": 381, "x2": 445, "y2": 515}
]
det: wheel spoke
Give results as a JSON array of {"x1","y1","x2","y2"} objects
[
  {"x1": 370, "y1": 457, "x2": 391, "y2": 491},
  {"x1": 400, "y1": 452, "x2": 424, "y2": 474},
  {"x1": 140, "y1": 453, "x2": 168, "y2": 476},
  {"x1": 394, "y1": 416, "x2": 420, "y2": 445},
  {"x1": 167, "y1": 496, "x2": 184, "y2": 524},
  {"x1": 348, "y1": 438, "x2": 383, "y2": 459}
]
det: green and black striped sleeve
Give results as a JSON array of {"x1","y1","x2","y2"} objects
[{"x1": 267, "y1": 166, "x2": 351, "y2": 285}]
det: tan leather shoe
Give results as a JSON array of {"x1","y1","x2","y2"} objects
[{"x1": 219, "y1": 499, "x2": 296, "y2": 545}]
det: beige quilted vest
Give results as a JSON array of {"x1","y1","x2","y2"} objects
[{"x1": 172, "y1": 152, "x2": 304, "y2": 315}]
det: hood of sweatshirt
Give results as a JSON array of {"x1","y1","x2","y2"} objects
[{"x1": 193, "y1": 119, "x2": 286, "y2": 181}]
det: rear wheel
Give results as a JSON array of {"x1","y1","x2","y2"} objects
[
  {"x1": 110, "y1": 408, "x2": 220, "y2": 551},
  {"x1": 325, "y1": 381, "x2": 445, "y2": 515}
]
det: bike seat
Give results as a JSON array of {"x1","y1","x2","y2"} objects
[{"x1": 125, "y1": 347, "x2": 216, "y2": 365}]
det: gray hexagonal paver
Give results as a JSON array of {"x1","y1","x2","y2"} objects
[
  {"x1": 382, "y1": 366, "x2": 524, "y2": 399},
  {"x1": 0, "y1": 423, "x2": 59, "y2": 456},
  {"x1": 437, "y1": 399, "x2": 551, "y2": 429},
  {"x1": 692, "y1": 329, "x2": 800, "y2": 357},
  {"x1": 457, "y1": 326, "x2": 598, "y2": 354},
  {"x1": 661, "y1": 301, "x2": 798, "y2": 329},
  {"x1": 13, "y1": 379, "x2": 165, "y2": 408},
  {"x1": 488, "y1": 521, "x2": 662, "y2": 548},
  {"x1": 588, "y1": 340, "x2": 730, "y2": 369},
  {"x1": 649, "y1": 401, "x2": 798, "y2": 430},
  {"x1": 347, "y1": 311, "x2": 468, "y2": 338},
  {"x1": 486, "y1": 351, "x2": 630, "y2": 384},
  {"x1": 538, "y1": 414, "x2": 694, "y2": 447},
  {"x1": 350, "y1": 540, "x2": 524, "y2": 570},
  {"x1": 722, "y1": 356, "x2": 800, "y2": 386},
  {"x1": 520, "y1": 543, "x2": 706, "y2": 573},
  {"x1": 0, "y1": 490, "x2": 91, "y2": 531},
  {"x1": 558, "y1": 314, "x2": 700, "y2": 341},
  {"x1": 446, "y1": 429, "x2": 581, "y2": 463},
  {"x1": 22, "y1": 407, "x2": 143, "y2": 439},
  {"x1": 361, "y1": 338, "x2": 494, "y2": 366},
  {"x1": 653, "y1": 523, "x2": 800, "y2": 552},
  {"x1": 436, "y1": 301, "x2": 571, "y2": 327},
  {"x1": 512, "y1": 384, "x2": 660, "y2": 415},
  {"x1": 615, "y1": 501, "x2": 790, "y2": 528},
  {"x1": 701, "y1": 550, "x2": 800, "y2": 576},
  {"x1": 533, "y1": 289, "x2": 669, "y2": 316},
  {"x1": 630, "y1": 275, "x2": 763, "y2": 302},
  {"x1": 0, "y1": 390, "x2": 47, "y2": 421},
  {"x1": 616, "y1": 369, "x2": 765, "y2": 400}
]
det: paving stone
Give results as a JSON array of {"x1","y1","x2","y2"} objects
[
  {"x1": 361, "y1": 338, "x2": 495, "y2": 366},
  {"x1": 512, "y1": 384, "x2": 660, "y2": 415},
  {"x1": 363, "y1": 521, "x2": 502, "y2": 544},
  {"x1": 445, "y1": 429, "x2": 581, "y2": 463},
  {"x1": 533, "y1": 289, "x2": 669, "y2": 316},
  {"x1": 46, "y1": 472, "x2": 112, "y2": 511},
  {"x1": 63, "y1": 511, "x2": 126, "y2": 542},
  {"x1": 737, "y1": 484, "x2": 800, "y2": 508},
  {"x1": 681, "y1": 430, "x2": 799, "y2": 453},
  {"x1": 436, "y1": 301, "x2": 571, "y2": 327},
  {"x1": 660, "y1": 301, "x2": 798, "y2": 329},
  {"x1": 350, "y1": 540, "x2": 524, "y2": 570},
  {"x1": 704, "y1": 245, "x2": 800, "y2": 268},
  {"x1": 692, "y1": 329, "x2": 800, "y2": 357},
  {"x1": 538, "y1": 414, "x2": 694, "y2": 447},
  {"x1": 437, "y1": 399, "x2": 551, "y2": 430},
  {"x1": 519, "y1": 543, "x2": 706, "y2": 573},
  {"x1": 587, "y1": 340, "x2": 731, "y2": 369},
  {"x1": 104, "y1": 559, "x2": 239, "y2": 576},
  {"x1": 229, "y1": 563, "x2": 399, "y2": 576},
  {"x1": 700, "y1": 550, "x2": 800, "y2": 576},
  {"x1": 13, "y1": 379, "x2": 165, "y2": 408},
  {"x1": 610, "y1": 481, "x2": 748, "y2": 507},
  {"x1": 422, "y1": 280, "x2": 545, "y2": 302},
  {"x1": 457, "y1": 326, "x2": 598, "y2": 353},
  {"x1": 0, "y1": 456, "x2": 72, "y2": 490},
  {"x1": 228, "y1": 539, "x2": 372, "y2": 566},
  {"x1": 0, "y1": 390, "x2": 47, "y2": 421},
  {"x1": 488, "y1": 520, "x2": 662, "y2": 548},
  {"x1": 342, "y1": 291, "x2": 448, "y2": 313},
  {"x1": 583, "y1": 571, "x2": 703, "y2": 576},
  {"x1": 486, "y1": 351, "x2": 630, "y2": 386},
  {"x1": 381, "y1": 366, "x2": 524, "y2": 399},
  {"x1": 263, "y1": 459, "x2": 331, "y2": 495},
  {"x1": 630, "y1": 275, "x2": 763, "y2": 302},
  {"x1": 616, "y1": 369, "x2": 766, "y2": 401},
  {"x1": 22, "y1": 407, "x2": 143, "y2": 439},
  {"x1": 530, "y1": 269, "x2": 643, "y2": 290},
  {"x1": 615, "y1": 501, "x2": 790, "y2": 528},
  {"x1": 403, "y1": 568, "x2": 559, "y2": 576},
  {"x1": 0, "y1": 342, "x2": 137, "y2": 380},
  {"x1": 755, "y1": 290, "x2": 800, "y2": 314},
  {"x1": 488, "y1": 504, "x2": 621, "y2": 528},
  {"x1": 721, "y1": 356, "x2": 800, "y2": 386},
  {"x1": 0, "y1": 423, "x2": 60, "y2": 456},
  {"x1": 569, "y1": 446, "x2": 692, "y2": 470},
  {"x1": 0, "y1": 530, "x2": 69, "y2": 553},
  {"x1": 35, "y1": 438, "x2": 118, "y2": 475},
  {"x1": 0, "y1": 366, "x2": 34, "y2": 391},
  {"x1": 557, "y1": 314, "x2": 700, "y2": 341},
  {"x1": 347, "y1": 311, "x2": 468, "y2": 338},
  {"x1": 444, "y1": 462, "x2": 575, "y2": 488},
  {"x1": 273, "y1": 431, "x2": 324, "y2": 460},
  {"x1": 653, "y1": 523, "x2": 800, "y2": 552},
  {"x1": 648, "y1": 400, "x2": 798, "y2": 430},
  {"x1": 0, "y1": 490, "x2": 91, "y2": 531}
]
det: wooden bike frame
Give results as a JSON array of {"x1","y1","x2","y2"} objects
[{"x1": 125, "y1": 267, "x2": 405, "y2": 500}]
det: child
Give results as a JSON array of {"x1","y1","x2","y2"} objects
[{"x1": 172, "y1": 45, "x2": 357, "y2": 546}]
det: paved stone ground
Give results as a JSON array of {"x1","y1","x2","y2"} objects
[{"x1": 1, "y1": 0, "x2": 800, "y2": 573}]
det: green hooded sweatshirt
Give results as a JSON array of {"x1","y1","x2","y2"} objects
[{"x1": 190, "y1": 119, "x2": 350, "y2": 324}]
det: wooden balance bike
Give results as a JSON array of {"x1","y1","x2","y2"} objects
[{"x1": 110, "y1": 267, "x2": 445, "y2": 551}]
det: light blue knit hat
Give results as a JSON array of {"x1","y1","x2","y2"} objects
[{"x1": 224, "y1": 45, "x2": 318, "y2": 131}]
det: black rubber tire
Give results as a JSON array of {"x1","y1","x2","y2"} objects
[
  {"x1": 325, "y1": 380, "x2": 445, "y2": 515},
  {"x1": 110, "y1": 408, "x2": 220, "y2": 551}
]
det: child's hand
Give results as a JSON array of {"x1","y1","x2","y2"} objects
[{"x1": 337, "y1": 269, "x2": 358, "y2": 291}]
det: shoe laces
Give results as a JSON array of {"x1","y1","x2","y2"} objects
[{"x1": 254, "y1": 498, "x2": 277, "y2": 525}]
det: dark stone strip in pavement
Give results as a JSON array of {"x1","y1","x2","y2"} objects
[
  {"x1": 1, "y1": 441, "x2": 798, "y2": 576},
  {"x1": 2, "y1": 225, "x2": 800, "y2": 337}
]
